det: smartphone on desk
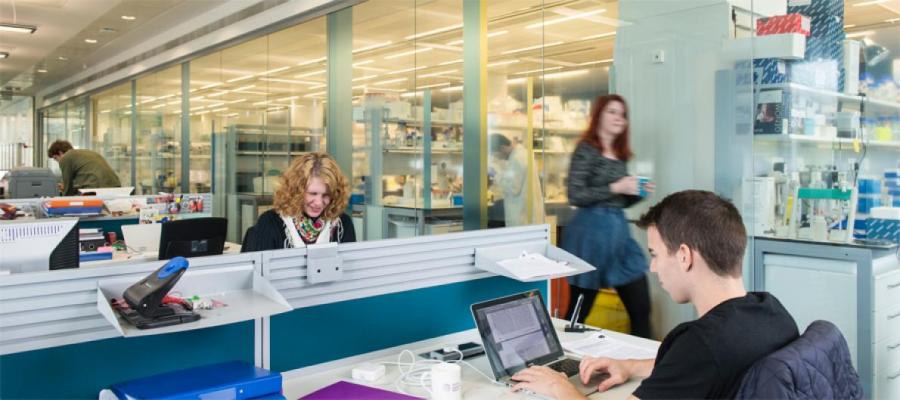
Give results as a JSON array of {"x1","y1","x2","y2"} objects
[{"x1": 429, "y1": 342, "x2": 485, "y2": 361}]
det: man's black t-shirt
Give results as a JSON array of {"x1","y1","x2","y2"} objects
[{"x1": 633, "y1": 292, "x2": 799, "y2": 399}]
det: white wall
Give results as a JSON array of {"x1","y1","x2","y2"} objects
[{"x1": 614, "y1": 0, "x2": 743, "y2": 338}]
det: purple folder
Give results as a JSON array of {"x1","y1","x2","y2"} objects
[{"x1": 299, "y1": 380, "x2": 424, "y2": 400}]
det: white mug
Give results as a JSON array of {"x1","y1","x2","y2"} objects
[{"x1": 430, "y1": 362, "x2": 462, "y2": 400}]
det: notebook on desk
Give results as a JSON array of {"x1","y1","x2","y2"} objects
[{"x1": 300, "y1": 381, "x2": 423, "y2": 400}]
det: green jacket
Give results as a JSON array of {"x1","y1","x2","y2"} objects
[{"x1": 59, "y1": 149, "x2": 122, "y2": 196}]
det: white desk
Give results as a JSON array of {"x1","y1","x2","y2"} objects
[
  {"x1": 82, "y1": 242, "x2": 242, "y2": 268},
  {"x1": 283, "y1": 319, "x2": 660, "y2": 399}
]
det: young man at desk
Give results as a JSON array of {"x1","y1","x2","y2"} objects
[{"x1": 512, "y1": 190, "x2": 798, "y2": 399}]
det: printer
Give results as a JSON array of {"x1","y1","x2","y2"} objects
[{"x1": 8, "y1": 167, "x2": 58, "y2": 198}]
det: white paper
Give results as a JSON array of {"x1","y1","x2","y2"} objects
[
  {"x1": 563, "y1": 335, "x2": 657, "y2": 360},
  {"x1": 496, "y1": 251, "x2": 576, "y2": 280}
]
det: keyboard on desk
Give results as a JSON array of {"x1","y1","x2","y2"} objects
[{"x1": 547, "y1": 358, "x2": 581, "y2": 377}]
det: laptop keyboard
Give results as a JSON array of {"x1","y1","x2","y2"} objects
[{"x1": 548, "y1": 358, "x2": 581, "y2": 377}]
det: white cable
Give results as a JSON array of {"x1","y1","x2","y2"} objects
[{"x1": 378, "y1": 345, "x2": 499, "y2": 395}]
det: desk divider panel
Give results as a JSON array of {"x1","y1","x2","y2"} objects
[{"x1": 0, "y1": 225, "x2": 560, "y2": 396}]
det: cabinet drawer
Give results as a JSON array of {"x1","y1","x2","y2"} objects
[
  {"x1": 875, "y1": 269, "x2": 900, "y2": 314},
  {"x1": 876, "y1": 304, "x2": 900, "y2": 343},
  {"x1": 875, "y1": 366, "x2": 900, "y2": 400},
  {"x1": 876, "y1": 335, "x2": 900, "y2": 376}
]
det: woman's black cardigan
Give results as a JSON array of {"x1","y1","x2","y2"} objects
[{"x1": 241, "y1": 209, "x2": 356, "y2": 252}]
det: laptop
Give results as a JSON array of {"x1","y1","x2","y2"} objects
[
  {"x1": 471, "y1": 290, "x2": 600, "y2": 396},
  {"x1": 121, "y1": 223, "x2": 162, "y2": 254}
]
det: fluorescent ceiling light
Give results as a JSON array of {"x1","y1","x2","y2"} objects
[
  {"x1": 211, "y1": 108, "x2": 228, "y2": 112},
  {"x1": 887, "y1": 18, "x2": 900, "y2": 23},
  {"x1": 294, "y1": 69, "x2": 326, "y2": 78},
  {"x1": 843, "y1": 24, "x2": 857, "y2": 29},
  {"x1": 227, "y1": 75, "x2": 254, "y2": 83},
  {"x1": 439, "y1": 59, "x2": 463, "y2": 66},
  {"x1": 846, "y1": 30, "x2": 874, "y2": 38},
  {"x1": 417, "y1": 82, "x2": 451, "y2": 89},
  {"x1": 353, "y1": 41, "x2": 393, "y2": 53},
  {"x1": 384, "y1": 47, "x2": 433, "y2": 60},
  {"x1": 353, "y1": 60, "x2": 374, "y2": 66},
  {"x1": 545, "y1": 69, "x2": 589, "y2": 79},
  {"x1": 37, "y1": 68, "x2": 48, "y2": 73},
  {"x1": 206, "y1": 102, "x2": 225, "y2": 108},
  {"x1": 502, "y1": 41, "x2": 564, "y2": 55},
  {"x1": 404, "y1": 24, "x2": 462, "y2": 41},
  {"x1": 200, "y1": 83, "x2": 221, "y2": 90},
  {"x1": 488, "y1": 60, "x2": 519, "y2": 67},
  {"x1": 308, "y1": 83, "x2": 327, "y2": 89},
  {"x1": 84, "y1": 38, "x2": 98, "y2": 44},
  {"x1": 206, "y1": 91, "x2": 228, "y2": 97},
  {"x1": 506, "y1": 78, "x2": 526, "y2": 85},
  {"x1": 304, "y1": 91, "x2": 327, "y2": 98},
  {"x1": 261, "y1": 66, "x2": 290, "y2": 75},
  {"x1": 233, "y1": 85, "x2": 256, "y2": 91},
  {"x1": 167, "y1": 100, "x2": 180, "y2": 105},
  {"x1": 527, "y1": 9, "x2": 605, "y2": 29},
  {"x1": 57, "y1": 56, "x2": 68, "y2": 61},
  {"x1": 853, "y1": 0, "x2": 888, "y2": 6},
  {"x1": 401, "y1": 91, "x2": 423, "y2": 98},
  {"x1": 363, "y1": 87, "x2": 404, "y2": 93},
  {"x1": 580, "y1": 58, "x2": 613, "y2": 66},
  {"x1": 226, "y1": 113, "x2": 239, "y2": 117},
  {"x1": 278, "y1": 96, "x2": 299, "y2": 101},
  {"x1": 100, "y1": 109, "x2": 111, "y2": 114},
  {"x1": 227, "y1": 99, "x2": 247, "y2": 104},
  {"x1": 0, "y1": 52, "x2": 8, "y2": 59},
  {"x1": 253, "y1": 100, "x2": 270, "y2": 106},
  {"x1": 352, "y1": 75, "x2": 379, "y2": 82},
  {"x1": 446, "y1": 30, "x2": 507, "y2": 45},
  {"x1": 373, "y1": 77, "x2": 407, "y2": 85},
  {"x1": 0, "y1": 23, "x2": 37, "y2": 34},
  {"x1": 441, "y1": 86, "x2": 463, "y2": 92},
  {"x1": 354, "y1": 65, "x2": 388, "y2": 72},
  {"x1": 151, "y1": 104, "x2": 167, "y2": 109},
  {"x1": 157, "y1": 94, "x2": 175, "y2": 100},
  {"x1": 419, "y1": 69, "x2": 458, "y2": 78},
  {"x1": 297, "y1": 57, "x2": 326, "y2": 66},
  {"x1": 388, "y1": 65, "x2": 428, "y2": 75},
  {"x1": 190, "y1": 105, "x2": 206, "y2": 111},
  {"x1": 583, "y1": 32, "x2": 616, "y2": 40},
  {"x1": 260, "y1": 77, "x2": 320, "y2": 85},
  {"x1": 121, "y1": 15, "x2": 136, "y2": 21},
  {"x1": 514, "y1": 66, "x2": 563, "y2": 75}
]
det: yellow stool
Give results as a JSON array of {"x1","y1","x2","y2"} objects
[{"x1": 584, "y1": 289, "x2": 631, "y2": 334}]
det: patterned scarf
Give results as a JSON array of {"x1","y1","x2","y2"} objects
[{"x1": 294, "y1": 214, "x2": 327, "y2": 244}]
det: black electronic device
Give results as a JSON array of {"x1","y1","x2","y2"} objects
[
  {"x1": 158, "y1": 217, "x2": 227, "y2": 260},
  {"x1": 423, "y1": 342, "x2": 485, "y2": 362},
  {"x1": 115, "y1": 256, "x2": 200, "y2": 329},
  {"x1": 565, "y1": 293, "x2": 589, "y2": 333}
]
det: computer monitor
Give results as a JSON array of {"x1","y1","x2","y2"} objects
[
  {"x1": 0, "y1": 218, "x2": 80, "y2": 274},
  {"x1": 158, "y1": 217, "x2": 227, "y2": 260},
  {"x1": 8, "y1": 167, "x2": 59, "y2": 198}
]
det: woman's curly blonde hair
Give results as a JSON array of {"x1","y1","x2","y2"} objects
[{"x1": 273, "y1": 152, "x2": 349, "y2": 221}]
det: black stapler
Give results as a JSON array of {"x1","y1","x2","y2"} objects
[{"x1": 113, "y1": 256, "x2": 200, "y2": 329}]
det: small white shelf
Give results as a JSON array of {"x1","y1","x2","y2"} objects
[
  {"x1": 383, "y1": 147, "x2": 462, "y2": 155},
  {"x1": 754, "y1": 134, "x2": 900, "y2": 150},
  {"x1": 474, "y1": 241, "x2": 594, "y2": 282},
  {"x1": 96, "y1": 264, "x2": 291, "y2": 337}
]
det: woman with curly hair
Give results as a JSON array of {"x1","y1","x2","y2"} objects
[{"x1": 242, "y1": 153, "x2": 356, "y2": 251}]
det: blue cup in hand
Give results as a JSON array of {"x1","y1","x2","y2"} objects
[{"x1": 637, "y1": 176, "x2": 651, "y2": 197}]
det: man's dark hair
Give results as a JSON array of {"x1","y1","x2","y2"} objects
[
  {"x1": 489, "y1": 133, "x2": 511, "y2": 153},
  {"x1": 637, "y1": 190, "x2": 747, "y2": 278},
  {"x1": 47, "y1": 140, "x2": 73, "y2": 158}
]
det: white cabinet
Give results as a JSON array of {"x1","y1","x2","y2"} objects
[{"x1": 754, "y1": 238, "x2": 900, "y2": 398}]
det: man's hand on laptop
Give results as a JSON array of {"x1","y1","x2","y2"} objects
[
  {"x1": 511, "y1": 366, "x2": 587, "y2": 400},
  {"x1": 579, "y1": 357, "x2": 654, "y2": 392}
]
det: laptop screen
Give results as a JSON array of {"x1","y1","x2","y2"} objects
[{"x1": 471, "y1": 290, "x2": 566, "y2": 379}]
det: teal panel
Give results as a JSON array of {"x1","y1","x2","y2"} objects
[
  {"x1": 0, "y1": 322, "x2": 254, "y2": 399},
  {"x1": 270, "y1": 276, "x2": 544, "y2": 372}
]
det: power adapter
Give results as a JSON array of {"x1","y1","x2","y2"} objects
[{"x1": 351, "y1": 362, "x2": 385, "y2": 382}]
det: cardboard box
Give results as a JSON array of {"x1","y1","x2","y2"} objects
[{"x1": 757, "y1": 14, "x2": 811, "y2": 37}]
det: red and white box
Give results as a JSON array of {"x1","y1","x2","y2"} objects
[{"x1": 757, "y1": 13, "x2": 811, "y2": 37}]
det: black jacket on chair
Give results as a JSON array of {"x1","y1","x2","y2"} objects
[{"x1": 736, "y1": 320, "x2": 863, "y2": 400}]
